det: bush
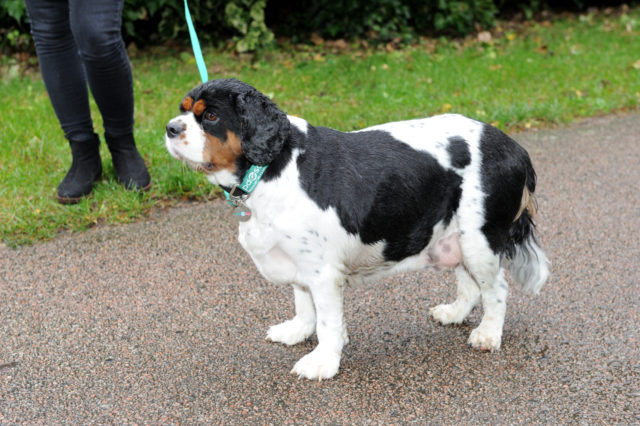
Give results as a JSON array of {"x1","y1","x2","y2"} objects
[
  {"x1": 409, "y1": 0, "x2": 499, "y2": 36},
  {"x1": 0, "y1": 0, "x2": 31, "y2": 53},
  {"x1": 1, "y1": 0, "x2": 637, "y2": 54},
  {"x1": 265, "y1": 0, "x2": 415, "y2": 43},
  {"x1": 225, "y1": 0, "x2": 274, "y2": 52},
  {"x1": 122, "y1": 0, "x2": 230, "y2": 47}
]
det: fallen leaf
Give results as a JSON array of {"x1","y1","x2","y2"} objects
[
  {"x1": 535, "y1": 45, "x2": 548, "y2": 54},
  {"x1": 310, "y1": 33, "x2": 324, "y2": 46},
  {"x1": 632, "y1": 59, "x2": 640, "y2": 70},
  {"x1": 327, "y1": 39, "x2": 347, "y2": 49},
  {"x1": 477, "y1": 31, "x2": 492, "y2": 43}
]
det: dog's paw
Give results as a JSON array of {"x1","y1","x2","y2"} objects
[
  {"x1": 467, "y1": 326, "x2": 501, "y2": 352},
  {"x1": 266, "y1": 317, "x2": 315, "y2": 346},
  {"x1": 291, "y1": 347, "x2": 341, "y2": 380},
  {"x1": 429, "y1": 303, "x2": 466, "y2": 325}
]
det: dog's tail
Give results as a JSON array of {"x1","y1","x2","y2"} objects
[{"x1": 501, "y1": 163, "x2": 550, "y2": 295}]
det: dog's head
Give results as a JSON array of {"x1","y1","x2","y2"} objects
[{"x1": 165, "y1": 79, "x2": 290, "y2": 186}]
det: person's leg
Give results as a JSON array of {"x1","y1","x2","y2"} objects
[
  {"x1": 69, "y1": 0, "x2": 150, "y2": 190},
  {"x1": 25, "y1": 0, "x2": 102, "y2": 203}
]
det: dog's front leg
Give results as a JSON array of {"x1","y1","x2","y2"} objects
[
  {"x1": 291, "y1": 270, "x2": 348, "y2": 380},
  {"x1": 267, "y1": 284, "x2": 316, "y2": 345}
]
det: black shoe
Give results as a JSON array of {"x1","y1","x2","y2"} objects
[
  {"x1": 105, "y1": 132, "x2": 151, "y2": 191},
  {"x1": 57, "y1": 134, "x2": 102, "y2": 204}
]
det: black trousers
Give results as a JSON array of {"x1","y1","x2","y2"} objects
[{"x1": 25, "y1": 0, "x2": 134, "y2": 141}]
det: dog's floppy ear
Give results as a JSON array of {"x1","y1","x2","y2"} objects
[{"x1": 235, "y1": 88, "x2": 290, "y2": 165}]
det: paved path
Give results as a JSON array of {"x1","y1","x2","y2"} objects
[{"x1": 1, "y1": 113, "x2": 639, "y2": 423}]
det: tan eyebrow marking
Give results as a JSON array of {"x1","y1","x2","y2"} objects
[{"x1": 193, "y1": 99, "x2": 206, "y2": 116}]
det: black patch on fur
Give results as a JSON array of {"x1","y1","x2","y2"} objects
[
  {"x1": 478, "y1": 124, "x2": 536, "y2": 255},
  {"x1": 296, "y1": 127, "x2": 462, "y2": 261},
  {"x1": 447, "y1": 136, "x2": 471, "y2": 168},
  {"x1": 235, "y1": 88, "x2": 290, "y2": 165},
  {"x1": 261, "y1": 125, "x2": 301, "y2": 183}
]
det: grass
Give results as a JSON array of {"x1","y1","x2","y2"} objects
[{"x1": 1, "y1": 8, "x2": 640, "y2": 246}]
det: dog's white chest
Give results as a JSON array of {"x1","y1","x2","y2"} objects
[
  {"x1": 237, "y1": 219, "x2": 277, "y2": 256},
  {"x1": 239, "y1": 213, "x2": 341, "y2": 286},
  {"x1": 237, "y1": 219, "x2": 298, "y2": 284}
]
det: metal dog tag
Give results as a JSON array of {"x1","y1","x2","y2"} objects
[{"x1": 233, "y1": 205, "x2": 252, "y2": 222}]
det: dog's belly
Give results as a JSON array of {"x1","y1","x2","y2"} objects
[
  {"x1": 344, "y1": 235, "x2": 462, "y2": 284},
  {"x1": 239, "y1": 216, "x2": 462, "y2": 288}
]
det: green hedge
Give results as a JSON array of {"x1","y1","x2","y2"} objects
[
  {"x1": 266, "y1": 0, "x2": 501, "y2": 42},
  {"x1": 265, "y1": 0, "x2": 636, "y2": 42},
  {"x1": 1, "y1": 0, "x2": 636, "y2": 53}
]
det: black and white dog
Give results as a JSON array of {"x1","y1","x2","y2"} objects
[{"x1": 165, "y1": 79, "x2": 550, "y2": 380}]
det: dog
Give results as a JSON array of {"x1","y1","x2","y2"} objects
[{"x1": 165, "y1": 79, "x2": 550, "y2": 380}]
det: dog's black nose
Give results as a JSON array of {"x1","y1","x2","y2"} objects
[{"x1": 166, "y1": 122, "x2": 184, "y2": 138}]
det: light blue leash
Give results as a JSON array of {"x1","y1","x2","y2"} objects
[
  {"x1": 183, "y1": 0, "x2": 267, "y2": 213},
  {"x1": 183, "y1": 0, "x2": 208, "y2": 83}
]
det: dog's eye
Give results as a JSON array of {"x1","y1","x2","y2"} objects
[
  {"x1": 203, "y1": 162, "x2": 215, "y2": 171},
  {"x1": 204, "y1": 112, "x2": 218, "y2": 122}
]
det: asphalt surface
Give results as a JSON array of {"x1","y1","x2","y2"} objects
[{"x1": 1, "y1": 113, "x2": 639, "y2": 424}]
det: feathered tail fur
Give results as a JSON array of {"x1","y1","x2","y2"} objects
[{"x1": 502, "y1": 163, "x2": 550, "y2": 295}]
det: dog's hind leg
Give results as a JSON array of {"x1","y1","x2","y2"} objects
[
  {"x1": 460, "y1": 234, "x2": 508, "y2": 351},
  {"x1": 266, "y1": 284, "x2": 316, "y2": 345},
  {"x1": 467, "y1": 268, "x2": 508, "y2": 351},
  {"x1": 430, "y1": 265, "x2": 480, "y2": 325}
]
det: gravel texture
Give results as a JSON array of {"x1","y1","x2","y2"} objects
[{"x1": 1, "y1": 113, "x2": 639, "y2": 423}]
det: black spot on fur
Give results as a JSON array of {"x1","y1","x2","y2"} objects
[
  {"x1": 447, "y1": 136, "x2": 471, "y2": 168},
  {"x1": 296, "y1": 127, "x2": 462, "y2": 261}
]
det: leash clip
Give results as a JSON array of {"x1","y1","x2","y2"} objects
[{"x1": 227, "y1": 184, "x2": 248, "y2": 207}]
